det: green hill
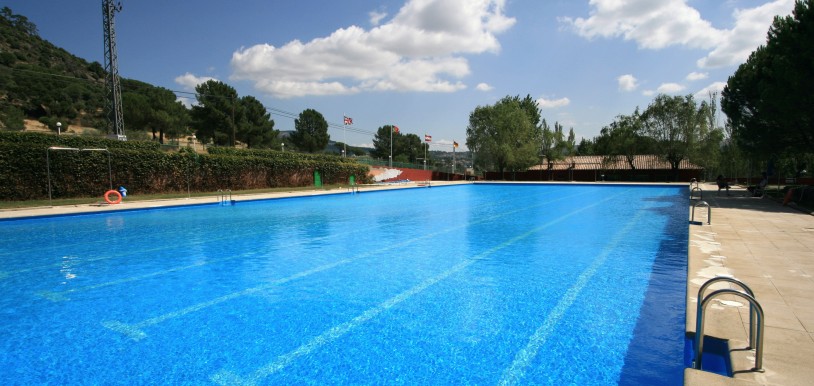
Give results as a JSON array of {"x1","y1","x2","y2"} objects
[{"x1": 0, "y1": 6, "x2": 185, "y2": 141}]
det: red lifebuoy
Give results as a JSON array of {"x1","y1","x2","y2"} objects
[{"x1": 104, "y1": 190, "x2": 122, "y2": 204}]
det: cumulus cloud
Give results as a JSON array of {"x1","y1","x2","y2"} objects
[
  {"x1": 693, "y1": 81, "x2": 727, "y2": 99},
  {"x1": 476, "y1": 82, "x2": 493, "y2": 91},
  {"x1": 231, "y1": 0, "x2": 516, "y2": 98},
  {"x1": 561, "y1": 0, "x2": 794, "y2": 69},
  {"x1": 656, "y1": 83, "x2": 686, "y2": 94},
  {"x1": 369, "y1": 10, "x2": 387, "y2": 26},
  {"x1": 698, "y1": 0, "x2": 794, "y2": 68},
  {"x1": 174, "y1": 72, "x2": 217, "y2": 89},
  {"x1": 617, "y1": 74, "x2": 638, "y2": 91},
  {"x1": 560, "y1": 0, "x2": 722, "y2": 50},
  {"x1": 536, "y1": 96, "x2": 570, "y2": 108},
  {"x1": 686, "y1": 72, "x2": 708, "y2": 81}
]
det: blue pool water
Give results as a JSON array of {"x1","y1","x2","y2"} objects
[{"x1": 0, "y1": 184, "x2": 688, "y2": 385}]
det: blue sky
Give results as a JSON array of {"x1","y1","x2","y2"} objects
[{"x1": 2, "y1": 0, "x2": 796, "y2": 150}]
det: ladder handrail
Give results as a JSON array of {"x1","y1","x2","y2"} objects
[
  {"x1": 694, "y1": 288, "x2": 765, "y2": 373},
  {"x1": 697, "y1": 276, "x2": 757, "y2": 348},
  {"x1": 217, "y1": 189, "x2": 232, "y2": 205},
  {"x1": 690, "y1": 186, "x2": 703, "y2": 200},
  {"x1": 692, "y1": 200, "x2": 711, "y2": 224}
]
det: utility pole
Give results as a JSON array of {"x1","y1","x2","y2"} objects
[{"x1": 103, "y1": 0, "x2": 126, "y2": 141}]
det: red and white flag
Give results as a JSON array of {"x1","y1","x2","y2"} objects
[
  {"x1": 393, "y1": 126, "x2": 400, "y2": 133},
  {"x1": 343, "y1": 116, "x2": 353, "y2": 125},
  {"x1": 424, "y1": 134, "x2": 432, "y2": 142}
]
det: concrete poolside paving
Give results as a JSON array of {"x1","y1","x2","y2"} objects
[
  {"x1": 686, "y1": 182, "x2": 814, "y2": 386},
  {"x1": 3, "y1": 180, "x2": 812, "y2": 384}
]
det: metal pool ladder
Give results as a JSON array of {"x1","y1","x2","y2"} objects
[
  {"x1": 691, "y1": 201, "x2": 711, "y2": 224},
  {"x1": 690, "y1": 179, "x2": 703, "y2": 200},
  {"x1": 217, "y1": 189, "x2": 233, "y2": 205},
  {"x1": 693, "y1": 276, "x2": 765, "y2": 372}
]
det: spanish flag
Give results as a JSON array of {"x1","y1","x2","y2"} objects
[
  {"x1": 393, "y1": 126, "x2": 400, "y2": 133},
  {"x1": 453, "y1": 141, "x2": 459, "y2": 148}
]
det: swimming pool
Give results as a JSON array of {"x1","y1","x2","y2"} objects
[{"x1": 0, "y1": 183, "x2": 688, "y2": 385}]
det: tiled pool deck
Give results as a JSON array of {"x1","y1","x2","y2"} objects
[
  {"x1": 2, "y1": 181, "x2": 812, "y2": 385},
  {"x1": 686, "y1": 182, "x2": 814, "y2": 386}
]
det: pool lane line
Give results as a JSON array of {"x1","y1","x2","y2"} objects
[
  {"x1": 0, "y1": 186, "x2": 506, "y2": 259},
  {"x1": 4, "y1": 186, "x2": 544, "y2": 282},
  {"x1": 210, "y1": 190, "x2": 633, "y2": 385},
  {"x1": 33, "y1": 187, "x2": 555, "y2": 300},
  {"x1": 101, "y1": 188, "x2": 594, "y2": 341},
  {"x1": 497, "y1": 199, "x2": 656, "y2": 386}
]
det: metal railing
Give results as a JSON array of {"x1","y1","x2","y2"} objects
[
  {"x1": 217, "y1": 189, "x2": 232, "y2": 205},
  {"x1": 693, "y1": 277, "x2": 765, "y2": 372},
  {"x1": 691, "y1": 201, "x2": 711, "y2": 225}
]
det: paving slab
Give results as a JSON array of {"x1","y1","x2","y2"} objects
[{"x1": 687, "y1": 183, "x2": 814, "y2": 385}]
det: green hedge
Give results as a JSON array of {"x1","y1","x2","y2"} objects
[
  {"x1": 0, "y1": 132, "x2": 370, "y2": 200},
  {"x1": 0, "y1": 131, "x2": 161, "y2": 151}
]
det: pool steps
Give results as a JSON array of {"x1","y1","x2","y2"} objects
[
  {"x1": 217, "y1": 189, "x2": 234, "y2": 206},
  {"x1": 691, "y1": 200, "x2": 711, "y2": 225},
  {"x1": 692, "y1": 276, "x2": 765, "y2": 374}
]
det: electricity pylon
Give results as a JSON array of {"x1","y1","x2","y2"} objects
[{"x1": 102, "y1": 0, "x2": 126, "y2": 140}]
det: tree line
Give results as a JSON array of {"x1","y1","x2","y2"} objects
[{"x1": 467, "y1": 0, "x2": 813, "y2": 181}]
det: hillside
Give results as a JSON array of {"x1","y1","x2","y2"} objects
[{"x1": 0, "y1": 6, "x2": 174, "y2": 137}]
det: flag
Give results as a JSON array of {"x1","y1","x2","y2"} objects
[
  {"x1": 343, "y1": 116, "x2": 353, "y2": 125},
  {"x1": 393, "y1": 126, "x2": 400, "y2": 133},
  {"x1": 453, "y1": 141, "x2": 459, "y2": 148},
  {"x1": 424, "y1": 134, "x2": 432, "y2": 142}
]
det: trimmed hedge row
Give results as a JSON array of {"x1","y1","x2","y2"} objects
[
  {"x1": 0, "y1": 131, "x2": 161, "y2": 151},
  {"x1": 0, "y1": 132, "x2": 370, "y2": 200}
]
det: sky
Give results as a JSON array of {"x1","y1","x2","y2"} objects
[{"x1": 2, "y1": 0, "x2": 797, "y2": 150}]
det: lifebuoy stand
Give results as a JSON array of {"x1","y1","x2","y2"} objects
[{"x1": 104, "y1": 190, "x2": 122, "y2": 204}]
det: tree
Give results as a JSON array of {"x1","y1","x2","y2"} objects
[
  {"x1": 596, "y1": 109, "x2": 649, "y2": 169},
  {"x1": 191, "y1": 80, "x2": 238, "y2": 146},
  {"x1": 290, "y1": 108, "x2": 329, "y2": 152},
  {"x1": 722, "y1": 0, "x2": 814, "y2": 159},
  {"x1": 466, "y1": 95, "x2": 541, "y2": 175},
  {"x1": 641, "y1": 94, "x2": 709, "y2": 179},
  {"x1": 124, "y1": 83, "x2": 189, "y2": 143},
  {"x1": 236, "y1": 96, "x2": 278, "y2": 149},
  {"x1": 371, "y1": 125, "x2": 400, "y2": 161}
]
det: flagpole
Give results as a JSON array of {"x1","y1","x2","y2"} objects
[
  {"x1": 424, "y1": 140, "x2": 427, "y2": 170},
  {"x1": 389, "y1": 126, "x2": 393, "y2": 168},
  {"x1": 342, "y1": 113, "x2": 346, "y2": 158},
  {"x1": 452, "y1": 140, "x2": 456, "y2": 176}
]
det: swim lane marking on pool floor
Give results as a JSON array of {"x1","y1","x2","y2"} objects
[
  {"x1": 31, "y1": 189, "x2": 518, "y2": 299},
  {"x1": 101, "y1": 188, "x2": 594, "y2": 341},
  {"x1": 210, "y1": 189, "x2": 633, "y2": 386},
  {"x1": 497, "y1": 197, "x2": 658, "y2": 386},
  {"x1": 6, "y1": 186, "x2": 543, "y2": 282},
  {"x1": 4, "y1": 195, "x2": 476, "y2": 281}
]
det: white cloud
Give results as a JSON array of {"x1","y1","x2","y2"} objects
[
  {"x1": 560, "y1": 0, "x2": 722, "y2": 50},
  {"x1": 642, "y1": 90, "x2": 655, "y2": 97},
  {"x1": 369, "y1": 10, "x2": 387, "y2": 26},
  {"x1": 561, "y1": 0, "x2": 794, "y2": 69},
  {"x1": 686, "y1": 72, "x2": 708, "y2": 81},
  {"x1": 693, "y1": 81, "x2": 726, "y2": 99},
  {"x1": 476, "y1": 82, "x2": 493, "y2": 91},
  {"x1": 176, "y1": 96, "x2": 195, "y2": 108},
  {"x1": 174, "y1": 72, "x2": 217, "y2": 90},
  {"x1": 656, "y1": 83, "x2": 686, "y2": 94},
  {"x1": 231, "y1": 0, "x2": 516, "y2": 98},
  {"x1": 698, "y1": 0, "x2": 794, "y2": 68},
  {"x1": 536, "y1": 96, "x2": 570, "y2": 108},
  {"x1": 617, "y1": 74, "x2": 638, "y2": 91}
]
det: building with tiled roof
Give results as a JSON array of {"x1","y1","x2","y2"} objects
[{"x1": 484, "y1": 155, "x2": 703, "y2": 182}]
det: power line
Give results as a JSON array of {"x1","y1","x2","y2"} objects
[{"x1": 5, "y1": 65, "x2": 461, "y2": 147}]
